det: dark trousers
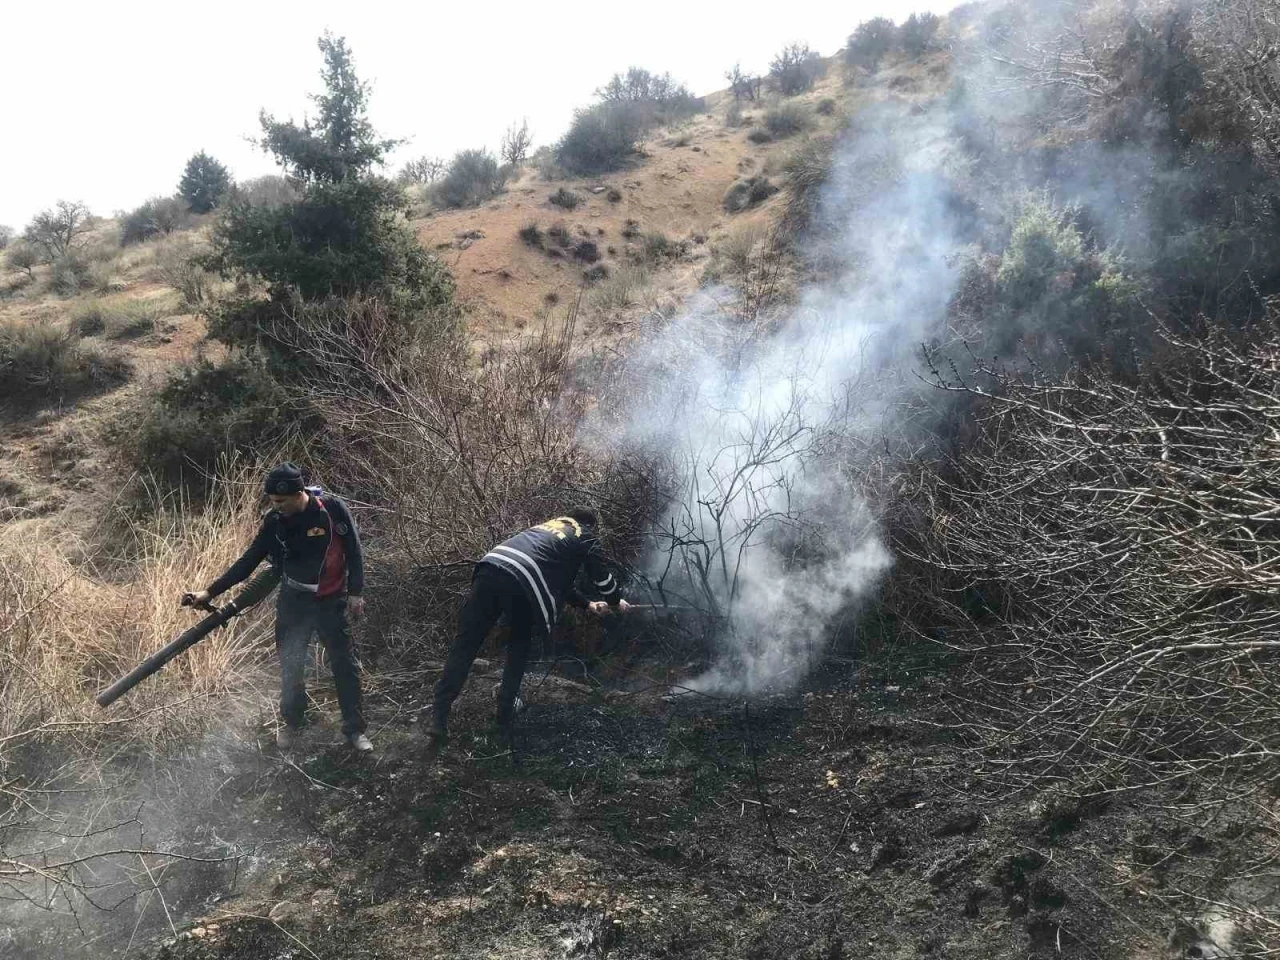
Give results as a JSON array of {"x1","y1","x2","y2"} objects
[
  {"x1": 276, "y1": 589, "x2": 366, "y2": 735},
  {"x1": 433, "y1": 565, "x2": 536, "y2": 726}
]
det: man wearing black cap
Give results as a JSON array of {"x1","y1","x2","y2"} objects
[
  {"x1": 185, "y1": 463, "x2": 372, "y2": 752},
  {"x1": 425, "y1": 508, "x2": 630, "y2": 753}
]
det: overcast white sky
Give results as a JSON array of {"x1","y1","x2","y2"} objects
[{"x1": 0, "y1": 0, "x2": 956, "y2": 230}]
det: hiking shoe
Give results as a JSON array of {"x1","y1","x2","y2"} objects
[
  {"x1": 347, "y1": 733, "x2": 373, "y2": 753},
  {"x1": 276, "y1": 726, "x2": 299, "y2": 750}
]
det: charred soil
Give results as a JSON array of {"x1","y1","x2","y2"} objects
[{"x1": 142, "y1": 645, "x2": 1246, "y2": 960}]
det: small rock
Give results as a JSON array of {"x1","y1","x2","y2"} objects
[{"x1": 591, "y1": 186, "x2": 607, "y2": 194}]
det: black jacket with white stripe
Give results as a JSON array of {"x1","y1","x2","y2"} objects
[{"x1": 479, "y1": 517, "x2": 620, "y2": 631}]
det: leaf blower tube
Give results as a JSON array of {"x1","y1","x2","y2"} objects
[{"x1": 95, "y1": 569, "x2": 281, "y2": 708}]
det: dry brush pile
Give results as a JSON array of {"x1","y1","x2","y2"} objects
[{"x1": 902, "y1": 323, "x2": 1280, "y2": 795}]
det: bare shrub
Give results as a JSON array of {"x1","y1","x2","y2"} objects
[
  {"x1": 906, "y1": 323, "x2": 1280, "y2": 800},
  {"x1": 500, "y1": 119, "x2": 533, "y2": 167},
  {"x1": 243, "y1": 298, "x2": 656, "y2": 653},
  {"x1": 153, "y1": 236, "x2": 217, "y2": 309}
]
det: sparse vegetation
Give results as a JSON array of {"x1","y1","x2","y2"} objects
[
  {"x1": 518, "y1": 221, "x2": 545, "y2": 248},
  {"x1": 48, "y1": 254, "x2": 92, "y2": 296},
  {"x1": 764, "y1": 102, "x2": 812, "y2": 138},
  {"x1": 152, "y1": 236, "x2": 217, "y2": 309},
  {"x1": 573, "y1": 239, "x2": 600, "y2": 263},
  {"x1": 0, "y1": 226, "x2": 12, "y2": 250},
  {"x1": 816, "y1": 97, "x2": 837, "y2": 116},
  {"x1": 589, "y1": 262, "x2": 649, "y2": 314},
  {"x1": 548, "y1": 186, "x2": 581, "y2": 210},
  {"x1": 606, "y1": 187, "x2": 623, "y2": 203},
  {"x1": 547, "y1": 221, "x2": 573, "y2": 248},
  {"x1": 723, "y1": 175, "x2": 780, "y2": 212},
  {"x1": 558, "y1": 66, "x2": 701, "y2": 176},
  {"x1": 769, "y1": 42, "x2": 824, "y2": 96},
  {"x1": 746, "y1": 128, "x2": 773, "y2": 144},
  {"x1": 178, "y1": 151, "x2": 231, "y2": 214},
  {"x1": 72, "y1": 294, "x2": 179, "y2": 340},
  {"x1": 435, "y1": 149, "x2": 507, "y2": 208},
  {"x1": 596, "y1": 67, "x2": 697, "y2": 115},
  {"x1": 634, "y1": 230, "x2": 688, "y2": 265},
  {"x1": 0, "y1": 318, "x2": 130, "y2": 403}
]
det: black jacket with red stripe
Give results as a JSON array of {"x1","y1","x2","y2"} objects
[
  {"x1": 479, "y1": 517, "x2": 620, "y2": 631},
  {"x1": 207, "y1": 493, "x2": 364, "y2": 600}
]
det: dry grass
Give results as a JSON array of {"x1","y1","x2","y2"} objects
[{"x1": 0, "y1": 467, "x2": 271, "y2": 751}]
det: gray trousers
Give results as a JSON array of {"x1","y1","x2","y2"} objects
[{"x1": 276, "y1": 588, "x2": 366, "y2": 735}]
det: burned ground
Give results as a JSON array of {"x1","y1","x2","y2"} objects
[{"x1": 122, "y1": 642, "x2": 1251, "y2": 960}]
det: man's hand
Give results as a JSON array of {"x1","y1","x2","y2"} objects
[
  {"x1": 349, "y1": 596, "x2": 366, "y2": 621},
  {"x1": 588, "y1": 600, "x2": 632, "y2": 617},
  {"x1": 182, "y1": 589, "x2": 211, "y2": 608}
]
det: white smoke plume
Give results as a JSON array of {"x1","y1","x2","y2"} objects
[{"x1": 605, "y1": 100, "x2": 971, "y2": 695}]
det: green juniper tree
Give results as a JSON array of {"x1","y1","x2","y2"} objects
[
  {"x1": 179, "y1": 151, "x2": 231, "y2": 214},
  {"x1": 206, "y1": 33, "x2": 454, "y2": 363}
]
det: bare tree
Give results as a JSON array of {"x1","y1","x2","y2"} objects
[
  {"x1": 23, "y1": 200, "x2": 91, "y2": 263},
  {"x1": 396, "y1": 156, "x2": 444, "y2": 186},
  {"x1": 725, "y1": 64, "x2": 762, "y2": 102},
  {"x1": 500, "y1": 119, "x2": 533, "y2": 167},
  {"x1": 1194, "y1": 0, "x2": 1280, "y2": 169}
]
